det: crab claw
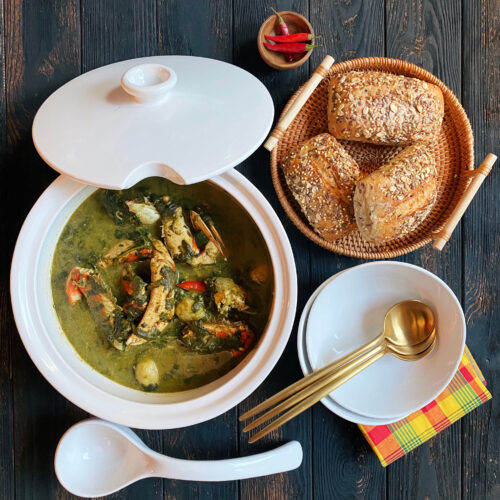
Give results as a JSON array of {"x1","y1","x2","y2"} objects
[
  {"x1": 232, "y1": 329, "x2": 254, "y2": 357},
  {"x1": 65, "y1": 267, "x2": 131, "y2": 350},
  {"x1": 189, "y1": 210, "x2": 225, "y2": 258},
  {"x1": 162, "y1": 207, "x2": 199, "y2": 261},
  {"x1": 97, "y1": 240, "x2": 153, "y2": 268},
  {"x1": 125, "y1": 199, "x2": 160, "y2": 225},
  {"x1": 136, "y1": 239, "x2": 177, "y2": 338},
  {"x1": 180, "y1": 321, "x2": 253, "y2": 355},
  {"x1": 121, "y1": 265, "x2": 149, "y2": 321}
]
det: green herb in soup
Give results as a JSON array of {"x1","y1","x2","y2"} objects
[{"x1": 51, "y1": 178, "x2": 274, "y2": 392}]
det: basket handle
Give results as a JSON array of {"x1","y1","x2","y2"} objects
[
  {"x1": 433, "y1": 153, "x2": 497, "y2": 250},
  {"x1": 263, "y1": 55, "x2": 335, "y2": 152}
]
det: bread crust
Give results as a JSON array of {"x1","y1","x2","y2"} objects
[
  {"x1": 328, "y1": 71, "x2": 444, "y2": 146},
  {"x1": 353, "y1": 144, "x2": 437, "y2": 242},
  {"x1": 281, "y1": 133, "x2": 362, "y2": 241}
]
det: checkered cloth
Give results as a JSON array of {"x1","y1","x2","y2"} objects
[{"x1": 359, "y1": 346, "x2": 492, "y2": 466}]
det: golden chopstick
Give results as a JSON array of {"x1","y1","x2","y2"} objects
[
  {"x1": 243, "y1": 344, "x2": 385, "y2": 434},
  {"x1": 248, "y1": 349, "x2": 386, "y2": 443},
  {"x1": 239, "y1": 333, "x2": 384, "y2": 421}
]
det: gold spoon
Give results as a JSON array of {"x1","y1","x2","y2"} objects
[
  {"x1": 241, "y1": 300, "x2": 436, "y2": 443},
  {"x1": 240, "y1": 300, "x2": 435, "y2": 423},
  {"x1": 243, "y1": 333, "x2": 436, "y2": 437}
]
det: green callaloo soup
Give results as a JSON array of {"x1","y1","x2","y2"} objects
[{"x1": 51, "y1": 177, "x2": 273, "y2": 393}]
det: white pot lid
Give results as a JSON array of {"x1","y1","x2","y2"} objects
[{"x1": 32, "y1": 56, "x2": 274, "y2": 188}]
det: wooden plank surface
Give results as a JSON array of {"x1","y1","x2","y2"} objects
[
  {"x1": 308, "y1": 2, "x2": 387, "y2": 499},
  {"x1": 80, "y1": 2, "x2": 162, "y2": 499},
  {"x1": 81, "y1": 0, "x2": 158, "y2": 70},
  {"x1": 3, "y1": 1, "x2": 83, "y2": 499},
  {"x1": 0, "y1": 0, "x2": 14, "y2": 497},
  {"x1": 462, "y1": 0, "x2": 499, "y2": 499},
  {"x1": 156, "y1": 2, "x2": 238, "y2": 500},
  {"x1": 233, "y1": 2, "x2": 313, "y2": 499},
  {"x1": 0, "y1": 0, "x2": 497, "y2": 499},
  {"x1": 385, "y1": 1, "x2": 464, "y2": 499}
]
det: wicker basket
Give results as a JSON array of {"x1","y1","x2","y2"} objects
[{"x1": 270, "y1": 57, "x2": 476, "y2": 259}]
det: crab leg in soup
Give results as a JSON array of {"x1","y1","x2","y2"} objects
[
  {"x1": 52, "y1": 177, "x2": 274, "y2": 393},
  {"x1": 136, "y1": 239, "x2": 177, "y2": 338},
  {"x1": 120, "y1": 265, "x2": 149, "y2": 321},
  {"x1": 65, "y1": 267, "x2": 132, "y2": 351}
]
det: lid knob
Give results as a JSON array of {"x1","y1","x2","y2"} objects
[{"x1": 121, "y1": 63, "x2": 177, "y2": 104}]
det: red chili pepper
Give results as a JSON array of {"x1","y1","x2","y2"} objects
[
  {"x1": 263, "y1": 42, "x2": 318, "y2": 54},
  {"x1": 265, "y1": 33, "x2": 313, "y2": 43},
  {"x1": 271, "y1": 8, "x2": 293, "y2": 62},
  {"x1": 271, "y1": 7, "x2": 290, "y2": 35},
  {"x1": 177, "y1": 280, "x2": 206, "y2": 292}
]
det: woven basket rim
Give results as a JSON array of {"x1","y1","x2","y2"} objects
[{"x1": 270, "y1": 57, "x2": 475, "y2": 259}]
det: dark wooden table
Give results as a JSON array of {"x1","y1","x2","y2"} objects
[{"x1": 1, "y1": 1, "x2": 498, "y2": 499}]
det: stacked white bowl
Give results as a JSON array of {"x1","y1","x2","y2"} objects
[{"x1": 297, "y1": 261, "x2": 466, "y2": 425}]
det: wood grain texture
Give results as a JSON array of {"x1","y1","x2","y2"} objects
[
  {"x1": 156, "y1": 2, "x2": 238, "y2": 499},
  {"x1": 81, "y1": 2, "x2": 161, "y2": 498},
  {"x1": 81, "y1": 0, "x2": 157, "y2": 71},
  {"x1": 385, "y1": 1, "x2": 464, "y2": 498},
  {"x1": 161, "y1": 416, "x2": 238, "y2": 500},
  {"x1": 0, "y1": 0, "x2": 498, "y2": 498},
  {"x1": 0, "y1": 0, "x2": 4, "y2": 153},
  {"x1": 233, "y1": 1, "x2": 313, "y2": 499},
  {"x1": 310, "y1": 0, "x2": 385, "y2": 61},
  {"x1": 0, "y1": 2, "x2": 13, "y2": 497},
  {"x1": 307, "y1": 2, "x2": 387, "y2": 498},
  {"x1": 0, "y1": 287, "x2": 14, "y2": 500},
  {"x1": 462, "y1": 0, "x2": 499, "y2": 498},
  {"x1": 158, "y1": 0, "x2": 232, "y2": 62},
  {"x1": 3, "y1": 1, "x2": 84, "y2": 499}
]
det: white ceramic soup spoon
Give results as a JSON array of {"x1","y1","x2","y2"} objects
[{"x1": 55, "y1": 418, "x2": 303, "y2": 497}]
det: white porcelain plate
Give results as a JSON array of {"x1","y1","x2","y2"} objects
[
  {"x1": 297, "y1": 271, "x2": 408, "y2": 426},
  {"x1": 306, "y1": 262, "x2": 465, "y2": 419},
  {"x1": 32, "y1": 56, "x2": 274, "y2": 188}
]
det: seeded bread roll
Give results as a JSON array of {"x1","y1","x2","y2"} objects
[
  {"x1": 281, "y1": 133, "x2": 362, "y2": 241},
  {"x1": 328, "y1": 71, "x2": 444, "y2": 145},
  {"x1": 353, "y1": 144, "x2": 437, "y2": 242}
]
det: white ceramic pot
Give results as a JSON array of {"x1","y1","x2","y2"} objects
[{"x1": 11, "y1": 170, "x2": 297, "y2": 429}]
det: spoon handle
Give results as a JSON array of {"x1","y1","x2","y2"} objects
[
  {"x1": 239, "y1": 332, "x2": 384, "y2": 421},
  {"x1": 248, "y1": 347, "x2": 386, "y2": 443},
  {"x1": 149, "y1": 441, "x2": 302, "y2": 481},
  {"x1": 243, "y1": 342, "x2": 385, "y2": 433}
]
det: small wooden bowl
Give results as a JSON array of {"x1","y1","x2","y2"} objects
[{"x1": 257, "y1": 11, "x2": 314, "y2": 70}]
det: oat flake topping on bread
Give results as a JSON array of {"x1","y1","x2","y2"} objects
[
  {"x1": 353, "y1": 144, "x2": 438, "y2": 243},
  {"x1": 328, "y1": 71, "x2": 444, "y2": 146},
  {"x1": 281, "y1": 133, "x2": 362, "y2": 242}
]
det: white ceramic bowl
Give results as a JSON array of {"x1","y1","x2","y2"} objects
[
  {"x1": 306, "y1": 262, "x2": 465, "y2": 420},
  {"x1": 10, "y1": 170, "x2": 297, "y2": 429},
  {"x1": 297, "y1": 271, "x2": 408, "y2": 426}
]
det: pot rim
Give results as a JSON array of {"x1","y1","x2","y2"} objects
[{"x1": 10, "y1": 170, "x2": 297, "y2": 429}]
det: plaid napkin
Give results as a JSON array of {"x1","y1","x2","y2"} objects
[{"x1": 359, "y1": 346, "x2": 492, "y2": 466}]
